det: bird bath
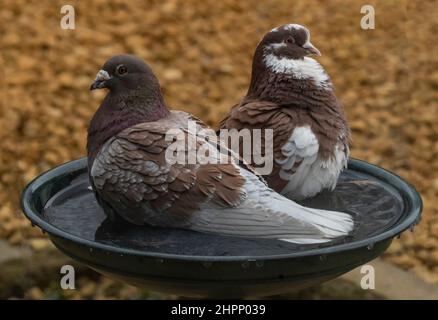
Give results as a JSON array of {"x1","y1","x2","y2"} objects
[{"x1": 21, "y1": 158, "x2": 422, "y2": 298}]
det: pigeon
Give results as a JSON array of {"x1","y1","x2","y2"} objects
[
  {"x1": 87, "y1": 54, "x2": 353, "y2": 244},
  {"x1": 220, "y1": 24, "x2": 350, "y2": 200}
]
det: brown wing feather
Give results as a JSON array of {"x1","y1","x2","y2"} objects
[
  {"x1": 91, "y1": 112, "x2": 247, "y2": 226},
  {"x1": 220, "y1": 95, "x2": 351, "y2": 194},
  {"x1": 219, "y1": 100, "x2": 295, "y2": 191}
]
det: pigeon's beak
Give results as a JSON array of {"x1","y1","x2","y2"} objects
[
  {"x1": 90, "y1": 70, "x2": 111, "y2": 91},
  {"x1": 303, "y1": 41, "x2": 321, "y2": 56}
]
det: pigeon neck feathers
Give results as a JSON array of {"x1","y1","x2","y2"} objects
[
  {"x1": 87, "y1": 76, "x2": 169, "y2": 168},
  {"x1": 247, "y1": 40, "x2": 332, "y2": 103},
  {"x1": 263, "y1": 55, "x2": 329, "y2": 87}
]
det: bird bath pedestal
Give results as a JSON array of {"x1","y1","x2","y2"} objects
[{"x1": 21, "y1": 158, "x2": 422, "y2": 298}]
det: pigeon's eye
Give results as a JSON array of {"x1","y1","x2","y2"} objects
[
  {"x1": 116, "y1": 65, "x2": 128, "y2": 76},
  {"x1": 285, "y1": 37, "x2": 295, "y2": 44}
]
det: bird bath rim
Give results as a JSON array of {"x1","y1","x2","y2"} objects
[{"x1": 21, "y1": 157, "x2": 422, "y2": 262}]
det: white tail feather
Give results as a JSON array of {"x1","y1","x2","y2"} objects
[
  {"x1": 269, "y1": 193, "x2": 354, "y2": 243},
  {"x1": 191, "y1": 166, "x2": 354, "y2": 244}
]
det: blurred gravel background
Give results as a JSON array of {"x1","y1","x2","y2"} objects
[{"x1": 0, "y1": 0, "x2": 437, "y2": 298}]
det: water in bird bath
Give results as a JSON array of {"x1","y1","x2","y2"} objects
[{"x1": 42, "y1": 169, "x2": 403, "y2": 256}]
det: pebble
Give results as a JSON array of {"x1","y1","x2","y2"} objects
[{"x1": 29, "y1": 238, "x2": 51, "y2": 251}]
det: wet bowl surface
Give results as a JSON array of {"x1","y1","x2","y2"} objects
[{"x1": 21, "y1": 158, "x2": 422, "y2": 298}]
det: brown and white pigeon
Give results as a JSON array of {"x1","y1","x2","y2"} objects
[
  {"x1": 220, "y1": 24, "x2": 350, "y2": 200},
  {"x1": 87, "y1": 54, "x2": 353, "y2": 244}
]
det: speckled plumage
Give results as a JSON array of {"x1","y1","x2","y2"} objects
[
  {"x1": 87, "y1": 54, "x2": 353, "y2": 243},
  {"x1": 220, "y1": 24, "x2": 350, "y2": 200}
]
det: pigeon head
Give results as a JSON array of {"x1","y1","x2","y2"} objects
[
  {"x1": 258, "y1": 24, "x2": 321, "y2": 60},
  {"x1": 87, "y1": 55, "x2": 169, "y2": 166},
  {"x1": 90, "y1": 54, "x2": 160, "y2": 93},
  {"x1": 247, "y1": 24, "x2": 330, "y2": 97}
]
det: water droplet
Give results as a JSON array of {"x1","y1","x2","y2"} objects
[
  {"x1": 255, "y1": 261, "x2": 264, "y2": 268},
  {"x1": 367, "y1": 243, "x2": 374, "y2": 250},
  {"x1": 89, "y1": 248, "x2": 93, "y2": 253},
  {"x1": 241, "y1": 261, "x2": 250, "y2": 269},
  {"x1": 156, "y1": 258, "x2": 164, "y2": 264},
  {"x1": 319, "y1": 255, "x2": 326, "y2": 262}
]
